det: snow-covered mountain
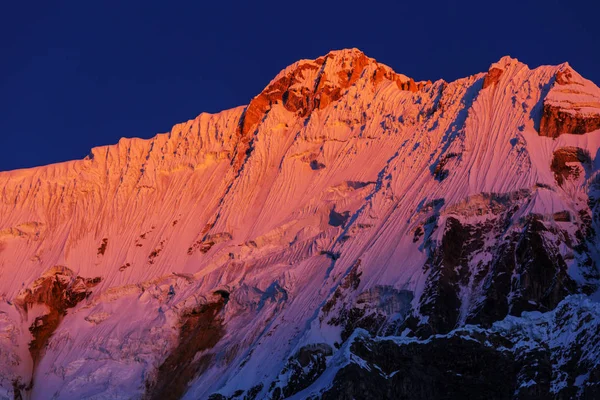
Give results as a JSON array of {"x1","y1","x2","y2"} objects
[{"x1": 1, "y1": 48, "x2": 599, "y2": 399}]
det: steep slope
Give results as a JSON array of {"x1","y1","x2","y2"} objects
[{"x1": 0, "y1": 48, "x2": 599, "y2": 399}]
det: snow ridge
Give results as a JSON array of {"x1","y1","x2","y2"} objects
[{"x1": 0, "y1": 49, "x2": 599, "y2": 399}]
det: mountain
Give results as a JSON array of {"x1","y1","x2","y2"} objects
[{"x1": 0, "y1": 48, "x2": 599, "y2": 399}]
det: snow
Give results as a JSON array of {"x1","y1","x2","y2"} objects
[
  {"x1": 0, "y1": 49, "x2": 599, "y2": 398},
  {"x1": 545, "y1": 64, "x2": 600, "y2": 117}
]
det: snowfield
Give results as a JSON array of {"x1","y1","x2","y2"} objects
[{"x1": 0, "y1": 48, "x2": 599, "y2": 399}]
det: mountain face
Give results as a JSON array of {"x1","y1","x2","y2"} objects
[{"x1": 0, "y1": 48, "x2": 599, "y2": 399}]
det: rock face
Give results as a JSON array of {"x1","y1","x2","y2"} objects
[
  {"x1": 322, "y1": 334, "x2": 518, "y2": 400},
  {"x1": 0, "y1": 49, "x2": 599, "y2": 399},
  {"x1": 551, "y1": 147, "x2": 592, "y2": 186},
  {"x1": 235, "y1": 49, "x2": 430, "y2": 171},
  {"x1": 482, "y1": 67, "x2": 504, "y2": 89},
  {"x1": 268, "y1": 343, "x2": 333, "y2": 399},
  {"x1": 539, "y1": 105, "x2": 600, "y2": 138},
  {"x1": 240, "y1": 49, "x2": 433, "y2": 137},
  {"x1": 145, "y1": 294, "x2": 227, "y2": 400},
  {"x1": 11, "y1": 267, "x2": 101, "y2": 395},
  {"x1": 321, "y1": 296, "x2": 600, "y2": 400},
  {"x1": 538, "y1": 66, "x2": 600, "y2": 138}
]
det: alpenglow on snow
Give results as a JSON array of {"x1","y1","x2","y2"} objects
[{"x1": 1, "y1": 49, "x2": 600, "y2": 399}]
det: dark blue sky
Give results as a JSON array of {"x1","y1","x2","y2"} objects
[{"x1": 1, "y1": 0, "x2": 598, "y2": 171}]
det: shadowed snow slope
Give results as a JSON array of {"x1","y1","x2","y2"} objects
[{"x1": 0, "y1": 49, "x2": 599, "y2": 399}]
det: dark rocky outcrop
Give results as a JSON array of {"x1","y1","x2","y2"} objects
[
  {"x1": 12, "y1": 379, "x2": 24, "y2": 400},
  {"x1": 329, "y1": 209, "x2": 351, "y2": 227},
  {"x1": 145, "y1": 294, "x2": 227, "y2": 400},
  {"x1": 309, "y1": 159, "x2": 326, "y2": 170},
  {"x1": 432, "y1": 152, "x2": 460, "y2": 181},
  {"x1": 539, "y1": 105, "x2": 600, "y2": 138},
  {"x1": 470, "y1": 216, "x2": 577, "y2": 327},
  {"x1": 188, "y1": 232, "x2": 232, "y2": 255},
  {"x1": 555, "y1": 68, "x2": 576, "y2": 85},
  {"x1": 414, "y1": 217, "x2": 484, "y2": 336},
  {"x1": 550, "y1": 147, "x2": 591, "y2": 186},
  {"x1": 322, "y1": 295, "x2": 600, "y2": 400},
  {"x1": 15, "y1": 266, "x2": 101, "y2": 370},
  {"x1": 321, "y1": 257, "x2": 415, "y2": 342},
  {"x1": 340, "y1": 287, "x2": 413, "y2": 340},
  {"x1": 553, "y1": 210, "x2": 572, "y2": 222},
  {"x1": 322, "y1": 260, "x2": 363, "y2": 316},
  {"x1": 97, "y1": 238, "x2": 108, "y2": 256},
  {"x1": 404, "y1": 193, "x2": 582, "y2": 337},
  {"x1": 538, "y1": 67, "x2": 600, "y2": 138},
  {"x1": 11, "y1": 267, "x2": 101, "y2": 396},
  {"x1": 269, "y1": 343, "x2": 333, "y2": 399},
  {"x1": 300, "y1": 153, "x2": 326, "y2": 170},
  {"x1": 208, "y1": 383, "x2": 264, "y2": 400},
  {"x1": 322, "y1": 334, "x2": 518, "y2": 400},
  {"x1": 119, "y1": 262, "x2": 131, "y2": 272},
  {"x1": 482, "y1": 66, "x2": 504, "y2": 89}
]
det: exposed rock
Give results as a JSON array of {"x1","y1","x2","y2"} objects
[
  {"x1": 148, "y1": 247, "x2": 162, "y2": 264},
  {"x1": 510, "y1": 217, "x2": 577, "y2": 313},
  {"x1": 208, "y1": 383, "x2": 263, "y2": 400},
  {"x1": 14, "y1": 266, "x2": 101, "y2": 372},
  {"x1": 119, "y1": 262, "x2": 131, "y2": 272},
  {"x1": 329, "y1": 209, "x2": 351, "y2": 227},
  {"x1": 322, "y1": 334, "x2": 518, "y2": 400},
  {"x1": 322, "y1": 260, "x2": 414, "y2": 341},
  {"x1": 97, "y1": 238, "x2": 108, "y2": 256},
  {"x1": 553, "y1": 210, "x2": 572, "y2": 222},
  {"x1": 144, "y1": 296, "x2": 227, "y2": 400},
  {"x1": 551, "y1": 147, "x2": 592, "y2": 186},
  {"x1": 402, "y1": 193, "x2": 582, "y2": 337},
  {"x1": 320, "y1": 250, "x2": 340, "y2": 260},
  {"x1": 555, "y1": 68, "x2": 576, "y2": 85},
  {"x1": 371, "y1": 64, "x2": 430, "y2": 92},
  {"x1": 322, "y1": 296, "x2": 600, "y2": 400},
  {"x1": 432, "y1": 152, "x2": 460, "y2": 181},
  {"x1": 238, "y1": 49, "x2": 424, "y2": 142},
  {"x1": 471, "y1": 216, "x2": 577, "y2": 326},
  {"x1": 412, "y1": 226, "x2": 424, "y2": 242},
  {"x1": 309, "y1": 159, "x2": 326, "y2": 170},
  {"x1": 482, "y1": 66, "x2": 504, "y2": 89},
  {"x1": 539, "y1": 104, "x2": 600, "y2": 138},
  {"x1": 539, "y1": 66, "x2": 600, "y2": 138},
  {"x1": 12, "y1": 379, "x2": 24, "y2": 400},
  {"x1": 300, "y1": 153, "x2": 326, "y2": 170},
  {"x1": 188, "y1": 232, "x2": 233, "y2": 255},
  {"x1": 414, "y1": 217, "x2": 479, "y2": 335},
  {"x1": 341, "y1": 286, "x2": 413, "y2": 340},
  {"x1": 269, "y1": 343, "x2": 333, "y2": 399},
  {"x1": 245, "y1": 384, "x2": 264, "y2": 400},
  {"x1": 322, "y1": 260, "x2": 362, "y2": 317}
]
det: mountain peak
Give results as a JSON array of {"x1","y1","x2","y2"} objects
[
  {"x1": 319, "y1": 47, "x2": 367, "y2": 61},
  {"x1": 239, "y1": 48, "x2": 430, "y2": 138},
  {"x1": 539, "y1": 59, "x2": 600, "y2": 137},
  {"x1": 268, "y1": 47, "x2": 372, "y2": 86},
  {"x1": 495, "y1": 55, "x2": 519, "y2": 67},
  {"x1": 482, "y1": 55, "x2": 523, "y2": 88}
]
